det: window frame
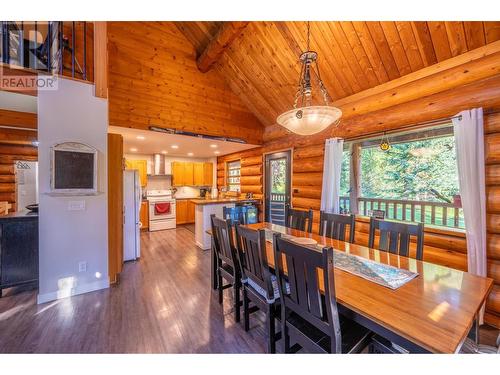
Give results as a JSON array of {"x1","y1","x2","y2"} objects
[{"x1": 226, "y1": 159, "x2": 241, "y2": 193}]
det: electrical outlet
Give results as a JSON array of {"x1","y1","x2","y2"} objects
[{"x1": 78, "y1": 261, "x2": 87, "y2": 272}]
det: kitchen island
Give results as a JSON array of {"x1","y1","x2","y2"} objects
[{"x1": 190, "y1": 197, "x2": 259, "y2": 250}]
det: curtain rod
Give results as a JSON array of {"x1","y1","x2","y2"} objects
[{"x1": 343, "y1": 108, "x2": 500, "y2": 143}]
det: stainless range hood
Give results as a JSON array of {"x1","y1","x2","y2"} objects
[{"x1": 150, "y1": 153, "x2": 170, "y2": 176}]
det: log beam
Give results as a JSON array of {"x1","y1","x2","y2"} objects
[
  {"x1": 94, "y1": 22, "x2": 108, "y2": 98},
  {"x1": 197, "y1": 22, "x2": 249, "y2": 73}
]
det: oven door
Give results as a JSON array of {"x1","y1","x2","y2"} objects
[{"x1": 149, "y1": 200, "x2": 176, "y2": 221}]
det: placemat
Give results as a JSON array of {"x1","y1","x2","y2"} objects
[{"x1": 264, "y1": 228, "x2": 418, "y2": 289}]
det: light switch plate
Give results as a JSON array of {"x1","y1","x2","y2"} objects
[{"x1": 68, "y1": 200, "x2": 85, "y2": 211}]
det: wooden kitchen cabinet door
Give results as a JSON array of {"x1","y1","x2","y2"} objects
[
  {"x1": 203, "y1": 162, "x2": 213, "y2": 186},
  {"x1": 176, "y1": 199, "x2": 188, "y2": 224},
  {"x1": 187, "y1": 200, "x2": 196, "y2": 223},
  {"x1": 125, "y1": 159, "x2": 134, "y2": 170},
  {"x1": 172, "y1": 162, "x2": 184, "y2": 187},
  {"x1": 183, "y1": 162, "x2": 194, "y2": 186},
  {"x1": 140, "y1": 201, "x2": 149, "y2": 230},
  {"x1": 135, "y1": 160, "x2": 148, "y2": 187},
  {"x1": 193, "y1": 162, "x2": 204, "y2": 186}
]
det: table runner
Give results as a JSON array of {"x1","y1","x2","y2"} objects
[{"x1": 264, "y1": 229, "x2": 418, "y2": 290}]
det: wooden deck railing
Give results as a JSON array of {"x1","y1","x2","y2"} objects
[
  {"x1": 340, "y1": 196, "x2": 464, "y2": 229},
  {"x1": 269, "y1": 192, "x2": 286, "y2": 226},
  {"x1": 1, "y1": 21, "x2": 94, "y2": 81}
]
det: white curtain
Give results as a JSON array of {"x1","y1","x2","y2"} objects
[
  {"x1": 321, "y1": 138, "x2": 344, "y2": 214},
  {"x1": 452, "y1": 108, "x2": 487, "y2": 322}
]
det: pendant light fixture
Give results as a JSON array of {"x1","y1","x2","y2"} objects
[{"x1": 276, "y1": 22, "x2": 342, "y2": 136}]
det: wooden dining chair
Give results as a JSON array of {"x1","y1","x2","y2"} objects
[
  {"x1": 234, "y1": 224, "x2": 281, "y2": 353},
  {"x1": 368, "y1": 217, "x2": 425, "y2": 260},
  {"x1": 319, "y1": 211, "x2": 356, "y2": 243},
  {"x1": 284, "y1": 204, "x2": 313, "y2": 233},
  {"x1": 273, "y1": 233, "x2": 371, "y2": 353},
  {"x1": 210, "y1": 214, "x2": 242, "y2": 322}
]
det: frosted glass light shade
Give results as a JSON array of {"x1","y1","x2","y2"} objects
[{"x1": 276, "y1": 106, "x2": 342, "y2": 136}]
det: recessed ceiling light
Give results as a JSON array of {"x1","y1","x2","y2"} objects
[
  {"x1": 210, "y1": 144, "x2": 217, "y2": 148},
  {"x1": 187, "y1": 152, "x2": 194, "y2": 156},
  {"x1": 161, "y1": 150, "x2": 168, "y2": 154},
  {"x1": 130, "y1": 148, "x2": 138, "y2": 152},
  {"x1": 214, "y1": 151, "x2": 220, "y2": 155},
  {"x1": 171, "y1": 145, "x2": 179, "y2": 149},
  {"x1": 136, "y1": 135, "x2": 145, "y2": 140}
]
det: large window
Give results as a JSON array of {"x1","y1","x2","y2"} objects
[
  {"x1": 227, "y1": 160, "x2": 241, "y2": 192},
  {"x1": 340, "y1": 126, "x2": 464, "y2": 229}
]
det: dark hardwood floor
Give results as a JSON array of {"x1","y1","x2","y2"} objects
[
  {"x1": 0, "y1": 226, "x2": 498, "y2": 353},
  {"x1": 0, "y1": 227, "x2": 267, "y2": 353}
]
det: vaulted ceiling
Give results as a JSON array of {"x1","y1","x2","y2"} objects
[{"x1": 177, "y1": 21, "x2": 500, "y2": 128}]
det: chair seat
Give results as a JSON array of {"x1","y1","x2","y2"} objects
[
  {"x1": 246, "y1": 275, "x2": 290, "y2": 303},
  {"x1": 286, "y1": 311, "x2": 371, "y2": 353}
]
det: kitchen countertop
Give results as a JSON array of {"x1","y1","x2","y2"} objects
[
  {"x1": 190, "y1": 197, "x2": 261, "y2": 206},
  {"x1": 0, "y1": 210, "x2": 39, "y2": 221}
]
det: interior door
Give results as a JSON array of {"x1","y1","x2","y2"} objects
[{"x1": 265, "y1": 151, "x2": 291, "y2": 225}]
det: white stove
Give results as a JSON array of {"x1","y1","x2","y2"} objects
[{"x1": 146, "y1": 190, "x2": 176, "y2": 231}]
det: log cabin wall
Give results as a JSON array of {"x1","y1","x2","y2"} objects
[
  {"x1": 107, "y1": 22, "x2": 264, "y2": 145},
  {"x1": 0, "y1": 109, "x2": 38, "y2": 212},
  {"x1": 484, "y1": 111, "x2": 500, "y2": 327},
  {"x1": 217, "y1": 147, "x2": 264, "y2": 221},
  {"x1": 218, "y1": 100, "x2": 500, "y2": 329}
]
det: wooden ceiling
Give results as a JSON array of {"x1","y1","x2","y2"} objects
[
  {"x1": 107, "y1": 22, "x2": 263, "y2": 145},
  {"x1": 177, "y1": 21, "x2": 500, "y2": 127}
]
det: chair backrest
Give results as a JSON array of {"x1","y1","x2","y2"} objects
[
  {"x1": 211, "y1": 214, "x2": 239, "y2": 269},
  {"x1": 319, "y1": 211, "x2": 356, "y2": 243},
  {"x1": 368, "y1": 217, "x2": 424, "y2": 260},
  {"x1": 273, "y1": 234, "x2": 342, "y2": 353},
  {"x1": 284, "y1": 204, "x2": 313, "y2": 233},
  {"x1": 234, "y1": 224, "x2": 274, "y2": 300},
  {"x1": 223, "y1": 206, "x2": 247, "y2": 225}
]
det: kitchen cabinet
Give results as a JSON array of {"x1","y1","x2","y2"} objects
[
  {"x1": 176, "y1": 199, "x2": 188, "y2": 224},
  {"x1": 183, "y1": 162, "x2": 194, "y2": 186},
  {"x1": 172, "y1": 161, "x2": 184, "y2": 186},
  {"x1": 176, "y1": 199, "x2": 196, "y2": 224},
  {"x1": 194, "y1": 163, "x2": 204, "y2": 186},
  {"x1": 0, "y1": 213, "x2": 38, "y2": 297},
  {"x1": 172, "y1": 161, "x2": 213, "y2": 187},
  {"x1": 203, "y1": 162, "x2": 213, "y2": 186},
  {"x1": 187, "y1": 200, "x2": 196, "y2": 223},
  {"x1": 125, "y1": 159, "x2": 148, "y2": 187},
  {"x1": 140, "y1": 201, "x2": 149, "y2": 231}
]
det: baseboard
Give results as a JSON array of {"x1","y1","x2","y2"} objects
[{"x1": 37, "y1": 279, "x2": 110, "y2": 304}]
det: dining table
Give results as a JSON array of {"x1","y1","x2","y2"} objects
[{"x1": 207, "y1": 222, "x2": 493, "y2": 354}]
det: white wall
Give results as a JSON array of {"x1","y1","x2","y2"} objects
[{"x1": 37, "y1": 78, "x2": 109, "y2": 304}]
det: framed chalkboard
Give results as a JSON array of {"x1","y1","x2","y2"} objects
[{"x1": 50, "y1": 142, "x2": 98, "y2": 194}]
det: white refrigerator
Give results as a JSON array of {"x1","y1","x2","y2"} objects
[{"x1": 123, "y1": 170, "x2": 141, "y2": 261}]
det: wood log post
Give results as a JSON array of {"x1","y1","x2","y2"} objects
[
  {"x1": 349, "y1": 143, "x2": 361, "y2": 214},
  {"x1": 94, "y1": 22, "x2": 108, "y2": 98}
]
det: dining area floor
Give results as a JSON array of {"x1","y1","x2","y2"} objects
[
  {"x1": 0, "y1": 228, "x2": 268, "y2": 353},
  {"x1": 0, "y1": 226, "x2": 498, "y2": 353}
]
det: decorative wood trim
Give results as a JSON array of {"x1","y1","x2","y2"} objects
[
  {"x1": 196, "y1": 22, "x2": 249, "y2": 73},
  {"x1": 108, "y1": 133, "x2": 123, "y2": 283},
  {"x1": 94, "y1": 22, "x2": 108, "y2": 98}
]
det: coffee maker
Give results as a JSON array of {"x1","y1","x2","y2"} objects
[{"x1": 199, "y1": 188, "x2": 210, "y2": 198}]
